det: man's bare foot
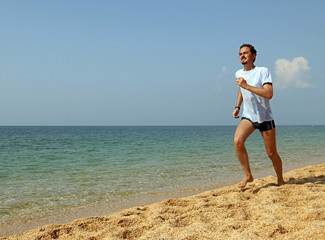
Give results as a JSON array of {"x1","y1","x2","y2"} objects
[
  {"x1": 277, "y1": 178, "x2": 285, "y2": 186},
  {"x1": 238, "y1": 175, "x2": 254, "y2": 188}
]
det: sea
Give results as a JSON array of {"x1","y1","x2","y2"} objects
[{"x1": 1, "y1": 125, "x2": 325, "y2": 236}]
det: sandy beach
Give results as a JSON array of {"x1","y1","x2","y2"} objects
[{"x1": 1, "y1": 163, "x2": 324, "y2": 239}]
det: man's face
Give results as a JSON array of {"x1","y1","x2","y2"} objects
[{"x1": 239, "y1": 46, "x2": 255, "y2": 65}]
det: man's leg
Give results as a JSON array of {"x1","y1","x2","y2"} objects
[
  {"x1": 234, "y1": 119, "x2": 256, "y2": 188},
  {"x1": 261, "y1": 128, "x2": 285, "y2": 185}
]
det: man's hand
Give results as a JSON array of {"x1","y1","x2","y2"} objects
[
  {"x1": 233, "y1": 108, "x2": 240, "y2": 118},
  {"x1": 235, "y1": 77, "x2": 248, "y2": 89}
]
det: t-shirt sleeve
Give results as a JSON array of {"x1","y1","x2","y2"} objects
[
  {"x1": 261, "y1": 68, "x2": 272, "y2": 85},
  {"x1": 235, "y1": 70, "x2": 240, "y2": 78}
]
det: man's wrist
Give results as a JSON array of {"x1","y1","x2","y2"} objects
[{"x1": 235, "y1": 106, "x2": 240, "y2": 110}]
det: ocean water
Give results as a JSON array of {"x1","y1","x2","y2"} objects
[{"x1": 1, "y1": 125, "x2": 325, "y2": 234}]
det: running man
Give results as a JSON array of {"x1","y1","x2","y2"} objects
[{"x1": 233, "y1": 44, "x2": 285, "y2": 188}]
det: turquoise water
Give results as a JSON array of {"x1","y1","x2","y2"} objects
[{"x1": 1, "y1": 125, "x2": 325, "y2": 234}]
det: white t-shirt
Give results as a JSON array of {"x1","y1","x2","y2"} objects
[{"x1": 235, "y1": 66, "x2": 274, "y2": 123}]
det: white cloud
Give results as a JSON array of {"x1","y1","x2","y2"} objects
[
  {"x1": 216, "y1": 66, "x2": 228, "y2": 91},
  {"x1": 274, "y1": 57, "x2": 313, "y2": 89},
  {"x1": 221, "y1": 66, "x2": 228, "y2": 74}
]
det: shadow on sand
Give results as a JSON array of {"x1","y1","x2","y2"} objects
[{"x1": 251, "y1": 175, "x2": 325, "y2": 194}]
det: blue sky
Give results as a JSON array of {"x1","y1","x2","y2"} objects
[{"x1": 1, "y1": 0, "x2": 324, "y2": 125}]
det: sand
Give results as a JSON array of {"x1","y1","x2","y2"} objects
[{"x1": 1, "y1": 163, "x2": 324, "y2": 240}]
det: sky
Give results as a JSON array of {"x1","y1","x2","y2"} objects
[{"x1": 1, "y1": 0, "x2": 324, "y2": 126}]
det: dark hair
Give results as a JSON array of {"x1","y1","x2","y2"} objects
[{"x1": 240, "y1": 44, "x2": 257, "y2": 62}]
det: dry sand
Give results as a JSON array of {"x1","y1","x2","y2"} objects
[{"x1": 1, "y1": 163, "x2": 324, "y2": 240}]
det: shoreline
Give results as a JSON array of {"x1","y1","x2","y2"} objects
[
  {"x1": 1, "y1": 162, "x2": 324, "y2": 239},
  {"x1": 0, "y1": 179, "x2": 231, "y2": 237},
  {"x1": 2, "y1": 158, "x2": 322, "y2": 237}
]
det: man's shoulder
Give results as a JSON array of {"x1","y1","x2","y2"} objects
[
  {"x1": 255, "y1": 66, "x2": 269, "y2": 72},
  {"x1": 235, "y1": 68, "x2": 244, "y2": 76},
  {"x1": 236, "y1": 67, "x2": 270, "y2": 77}
]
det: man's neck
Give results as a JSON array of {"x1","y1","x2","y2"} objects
[{"x1": 244, "y1": 63, "x2": 255, "y2": 71}]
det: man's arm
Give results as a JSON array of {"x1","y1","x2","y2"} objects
[
  {"x1": 233, "y1": 88, "x2": 243, "y2": 119},
  {"x1": 236, "y1": 77, "x2": 273, "y2": 99}
]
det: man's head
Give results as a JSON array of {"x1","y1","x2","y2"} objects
[{"x1": 239, "y1": 44, "x2": 257, "y2": 65}]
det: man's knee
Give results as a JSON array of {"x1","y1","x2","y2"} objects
[
  {"x1": 266, "y1": 149, "x2": 276, "y2": 159},
  {"x1": 234, "y1": 136, "x2": 245, "y2": 148}
]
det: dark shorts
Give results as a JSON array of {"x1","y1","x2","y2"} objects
[{"x1": 242, "y1": 117, "x2": 275, "y2": 132}]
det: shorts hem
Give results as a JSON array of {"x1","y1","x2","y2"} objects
[{"x1": 241, "y1": 117, "x2": 275, "y2": 132}]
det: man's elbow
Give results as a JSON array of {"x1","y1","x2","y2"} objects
[
  {"x1": 265, "y1": 89, "x2": 273, "y2": 99},
  {"x1": 266, "y1": 93, "x2": 273, "y2": 99},
  {"x1": 263, "y1": 83, "x2": 273, "y2": 99}
]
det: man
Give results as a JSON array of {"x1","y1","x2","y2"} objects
[{"x1": 233, "y1": 44, "x2": 284, "y2": 188}]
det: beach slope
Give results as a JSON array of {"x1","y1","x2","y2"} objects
[{"x1": 1, "y1": 163, "x2": 324, "y2": 240}]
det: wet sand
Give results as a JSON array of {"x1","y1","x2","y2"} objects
[{"x1": 1, "y1": 163, "x2": 324, "y2": 239}]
